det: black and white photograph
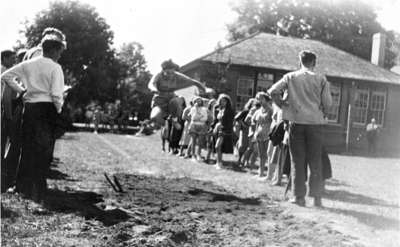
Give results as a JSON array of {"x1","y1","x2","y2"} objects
[{"x1": 1, "y1": 0, "x2": 399, "y2": 246}]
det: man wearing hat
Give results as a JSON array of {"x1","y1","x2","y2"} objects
[
  {"x1": 23, "y1": 27, "x2": 67, "y2": 61},
  {"x1": 1, "y1": 27, "x2": 67, "y2": 201},
  {"x1": 146, "y1": 59, "x2": 207, "y2": 129}
]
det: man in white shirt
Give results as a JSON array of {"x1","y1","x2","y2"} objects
[
  {"x1": 1, "y1": 28, "x2": 66, "y2": 201},
  {"x1": 268, "y1": 50, "x2": 332, "y2": 207},
  {"x1": 366, "y1": 118, "x2": 379, "y2": 155}
]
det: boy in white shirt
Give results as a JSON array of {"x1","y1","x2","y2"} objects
[{"x1": 1, "y1": 27, "x2": 66, "y2": 202}]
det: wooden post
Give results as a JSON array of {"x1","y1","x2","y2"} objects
[
  {"x1": 346, "y1": 82, "x2": 356, "y2": 153},
  {"x1": 346, "y1": 104, "x2": 352, "y2": 152}
]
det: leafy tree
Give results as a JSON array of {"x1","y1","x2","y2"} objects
[
  {"x1": 227, "y1": 0, "x2": 397, "y2": 68},
  {"x1": 23, "y1": 0, "x2": 119, "y2": 106},
  {"x1": 116, "y1": 42, "x2": 152, "y2": 117}
]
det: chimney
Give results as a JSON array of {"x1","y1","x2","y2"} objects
[{"x1": 371, "y1": 33, "x2": 386, "y2": 67}]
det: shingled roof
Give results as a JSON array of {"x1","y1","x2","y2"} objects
[{"x1": 183, "y1": 32, "x2": 400, "y2": 85}]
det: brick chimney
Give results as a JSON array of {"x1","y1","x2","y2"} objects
[{"x1": 371, "y1": 33, "x2": 386, "y2": 67}]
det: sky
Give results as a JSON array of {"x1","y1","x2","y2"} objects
[{"x1": 0, "y1": 0, "x2": 399, "y2": 73}]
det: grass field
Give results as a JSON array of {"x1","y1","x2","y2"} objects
[{"x1": 1, "y1": 131, "x2": 399, "y2": 246}]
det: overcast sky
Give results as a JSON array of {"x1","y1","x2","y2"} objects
[{"x1": 0, "y1": 0, "x2": 399, "y2": 73}]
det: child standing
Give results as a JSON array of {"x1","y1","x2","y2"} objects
[
  {"x1": 242, "y1": 101, "x2": 261, "y2": 168},
  {"x1": 235, "y1": 98, "x2": 256, "y2": 167},
  {"x1": 252, "y1": 92, "x2": 273, "y2": 179},
  {"x1": 179, "y1": 101, "x2": 193, "y2": 157},
  {"x1": 188, "y1": 97, "x2": 208, "y2": 162},
  {"x1": 205, "y1": 99, "x2": 217, "y2": 163}
]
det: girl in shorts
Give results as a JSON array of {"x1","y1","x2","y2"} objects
[{"x1": 188, "y1": 97, "x2": 208, "y2": 162}]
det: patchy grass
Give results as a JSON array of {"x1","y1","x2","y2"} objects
[{"x1": 2, "y1": 131, "x2": 398, "y2": 246}]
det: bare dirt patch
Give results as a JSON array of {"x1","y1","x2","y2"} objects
[{"x1": 2, "y1": 132, "x2": 392, "y2": 246}]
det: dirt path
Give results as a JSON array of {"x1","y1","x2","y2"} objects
[{"x1": 2, "y1": 132, "x2": 399, "y2": 246}]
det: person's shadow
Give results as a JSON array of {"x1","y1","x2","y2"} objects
[
  {"x1": 43, "y1": 164, "x2": 132, "y2": 226},
  {"x1": 324, "y1": 188, "x2": 398, "y2": 209},
  {"x1": 323, "y1": 206, "x2": 399, "y2": 230},
  {"x1": 323, "y1": 179, "x2": 399, "y2": 230},
  {"x1": 42, "y1": 189, "x2": 132, "y2": 226}
]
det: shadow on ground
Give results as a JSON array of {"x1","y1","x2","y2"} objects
[
  {"x1": 1, "y1": 205, "x2": 19, "y2": 219},
  {"x1": 187, "y1": 187, "x2": 261, "y2": 205},
  {"x1": 324, "y1": 189, "x2": 399, "y2": 209},
  {"x1": 43, "y1": 189, "x2": 130, "y2": 226},
  {"x1": 47, "y1": 160, "x2": 78, "y2": 182},
  {"x1": 324, "y1": 206, "x2": 400, "y2": 230},
  {"x1": 326, "y1": 178, "x2": 351, "y2": 187}
]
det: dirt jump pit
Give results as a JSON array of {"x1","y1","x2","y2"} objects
[
  {"x1": 92, "y1": 174, "x2": 356, "y2": 246},
  {"x1": 2, "y1": 173, "x2": 359, "y2": 247}
]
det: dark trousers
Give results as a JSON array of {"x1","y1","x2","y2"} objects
[
  {"x1": 289, "y1": 123, "x2": 323, "y2": 198},
  {"x1": 1, "y1": 117, "x2": 12, "y2": 191},
  {"x1": 16, "y1": 103, "x2": 57, "y2": 200},
  {"x1": 367, "y1": 136, "x2": 377, "y2": 155}
]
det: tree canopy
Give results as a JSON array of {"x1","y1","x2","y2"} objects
[
  {"x1": 22, "y1": 0, "x2": 152, "y2": 111},
  {"x1": 116, "y1": 42, "x2": 152, "y2": 116},
  {"x1": 227, "y1": 0, "x2": 397, "y2": 68}
]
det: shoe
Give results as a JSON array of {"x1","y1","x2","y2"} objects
[
  {"x1": 215, "y1": 162, "x2": 223, "y2": 170},
  {"x1": 256, "y1": 176, "x2": 268, "y2": 181},
  {"x1": 6, "y1": 186, "x2": 17, "y2": 194},
  {"x1": 313, "y1": 197, "x2": 322, "y2": 207},
  {"x1": 271, "y1": 181, "x2": 281, "y2": 186},
  {"x1": 290, "y1": 197, "x2": 306, "y2": 207}
]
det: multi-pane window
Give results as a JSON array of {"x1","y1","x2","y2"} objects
[
  {"x1": 326, "y1": 83, "x2": 341, "y2": 122},
  {"x1": 236, "y1": 77, "x2": 254, "y2": 109},
  {"x1": 257, "y1": 73, "x2": 274, "y2": 92},
  {"x1": 370, "y1": 91, "x2": 386, "y2": 125},
  {"x1": 353, "y1": 89, "x2": 369, "y2": 124}
]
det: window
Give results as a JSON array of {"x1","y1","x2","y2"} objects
[
  {"x1": 370, "y1": 90, "x2": 386, "y2": 125},
  {"x1": 257, "y1": 73, "x2": 274, "y2": 92},
  {"x1": 236, "y1": 77, "x2": 254, "y2": 109},
  {"x1": 326, "y1": 83, "x2": 341, "y2": 122},
  {"x1": 353, "y1": 89, "x2": 369, "y2": 124}
]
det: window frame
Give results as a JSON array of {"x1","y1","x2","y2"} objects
[
  {"x1": 326, "y1": 83, "x2": 341, "y2": 123},
  {"x1": 256, "y1": 72, "x2": 274, "y2": 92},
  {"x1": 236, "y1": 76, "x2": 254, "y2": 110},
  {"x1": 369, "y1": 90, "x2": 386, "y2": 127},
  {"x1": 353, "y1": 88, "x2": 369, "y2": 125}
]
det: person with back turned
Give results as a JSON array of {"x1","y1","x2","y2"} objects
[{"x1": 268, "y1": 50, "x2": 332, "y2": 207}]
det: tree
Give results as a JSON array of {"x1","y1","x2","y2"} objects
[
  {"x1": 116, "y1": 42, "x2": 152, "y2": 117},
  {"x1": 23, "y1": 0, "x2": 119, "y2": 107},
  {"x1": 227, "y1": 0, "x2": 397, "y2": 68}
]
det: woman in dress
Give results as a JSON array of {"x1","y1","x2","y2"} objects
[
  {"x1": 214, "y1": 94, "x2": 234, "y2": 169},
  {"x1": 178, "y1": 101, "x2": 193, "y2": 157}
]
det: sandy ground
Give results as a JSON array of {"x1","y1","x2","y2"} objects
[{"x1": 2, "y1": 131, "x2": 399, "y2": 246}]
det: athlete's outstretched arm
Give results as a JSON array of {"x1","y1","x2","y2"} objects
[{"x1": 174, "y1": 71, "x2": 206, "y2": 93}]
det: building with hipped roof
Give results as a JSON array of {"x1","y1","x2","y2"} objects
[{"x1": 180, "y1": 32, "x2": 400, "y2": 153}]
